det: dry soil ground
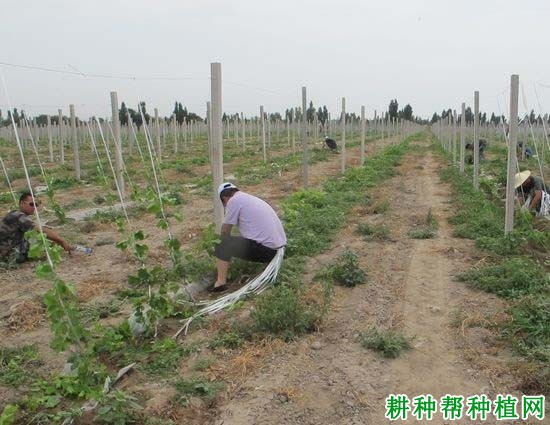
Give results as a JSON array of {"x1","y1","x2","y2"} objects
[{"x1": 0, "y1": 135, "x2": 539, "y2": 424}]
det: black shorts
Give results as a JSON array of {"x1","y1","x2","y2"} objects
[{"x1": 214, "y1": 236, "x2": 277, "y2": 263}]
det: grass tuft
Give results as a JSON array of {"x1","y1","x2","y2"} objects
[
  {"x1": 357, "y1": 223, "x2": 390, "y2": 241},
  {"x1": 317, "y1": 249, "x2": 367, "y2": 287},
  {"x1": 457, "y1": 257, "x2": 548, "y2": 299},
  {"x1": 359, "y1": 327, "x2": 411, "y2": 358}
]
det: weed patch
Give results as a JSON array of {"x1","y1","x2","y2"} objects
[
  {"x1": 251, "y1": 281, "x2": 333, "y2": 341},
  {"x1": 140, "y1": 338, "x2": 199, "y2": 377},
  {"x1": 0, "y1": 345, "x2": 42, "y2": 387},
  {"x1": 172, "y1": 377, "x2": 223, "y2": 406},
  {"x1": 368, "y1": 199, "x2": 390, "y2": 214},
  {"x1": 357, "y1": 223, "x2": 390, "y2": 241},
  {"x1": 457, "y1": 257, "x2": 548, "y2": 299},
  {"x1": 208, "y1": 330, "x2": 245, "y2": 350},
  {"x1": 408, "y1": 209, "x2": 438, "y2": 239},
  {"x1": 317, "y1": 249, "x2": 367, "y2": 287},
  {"x1": 504, "y1": 293, "x2": 550, "y2": 362},
  {"x1": 359, "y1": 327, "x2": 411, "y2": 358}
]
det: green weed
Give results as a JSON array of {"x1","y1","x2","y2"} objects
[
  {"x1": 80, "y1": 300, "x2": 122, "y2": 325},
  {"x1": 95, "y1": 390, "x2": 141, "y2": 425},
  {"x1": 0, "y1": 345, "x2": 42, "y2": 387},
  {"x1": 356, "y1": 223, "x2": 390, "y2": 241},
  {"x1": 407, "y1": 227, "x2": 436, "y2": 239},
  {"x1": 317, "y1": 249, "x2": 367, "y2": 287},
  {"x1": 192, "y1": 357, "x2": 216, "y2": 371},
  {"x1": 369, "y1": 199, "x2": 390, "y2": 214},
  {"x1": 252, "y1": 281, "x2": 333, "y2": 341},
  {"x1": 140, "y1": 338, "x2": 199, "y2": 377},
  {"x1": 408, "y1": 209, "x2": 438, "y2": 239},
  {"x1": 359, "y1": 327, "x2": 411, "y2": 358},
  {"x1": 504, "y1": 293, "x2": 550, "y2": 362},
  {"x1": 208, "y1": 331, "x2": 245, "y2": 350},
  {"x1": 0, "y1": 404, "x2": 18, "y2": 425},
  {"x1": 172, "y1": 377, "x2": 223, "y2": 406},
  {"x1": 457, "y1": 257, "x2": 548, "y2": 299}
]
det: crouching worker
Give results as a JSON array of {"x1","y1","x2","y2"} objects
[
  {"x1": 210, "y1": 182, "x2": 287, "y2": 292},
  {"x1": 514, "y1": 170, "x2": 550, "y2": 216},
  {"x1": 324, "y1": 137, "x2": 338, "y2": 152},
  {"x1": 0, "y1": 191, "x2": 73, "y2": 263}
]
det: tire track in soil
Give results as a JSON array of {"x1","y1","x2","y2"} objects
[{"x1": 212, "y1": 142, "x2": 520, "y2": 425}]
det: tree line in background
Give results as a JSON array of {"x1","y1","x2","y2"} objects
[
  {"x1": 1, "y1": 99, "x2": 548, "y2": 129},
  {"x1": 430, "y1": 107, "x2": 550, "y2": 126}
]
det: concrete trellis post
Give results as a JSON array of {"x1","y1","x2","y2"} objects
[
  {"x1": 460, "y1": 103, "x2": 466, "y2": 173},
  {"x1": 473, "y1": 91, "x2": 480, "y2": 189},
  {"x1": 110, "y1": 91, "x2": 125, "y2": 195},
  {"x1": 234, "y1": 117, "x2": 239, "y2": 147},
  {"x1": 206, "y1": 102, "x2": 212, "y2": 157},
  {"x1": 314, "y1": 114, "x2": 318, "y2": 141},
  {"x1": 69, "y1": 104, "x2": 80, "y2": 180},
  {"x1": 452, "y1": 110, "x2": 457, "y2": 165},
  {"x1": 285, "y1": 115, "x2": 290, "y2": 146},
  {"x1": 58, "y1": 109, "x2": 64, "y2": 164},
  {"x1": 154, "y1": 108, "x2": 161, "y2": 158},
  {"x1": 210, "y1": 62, "x2": 224, "y2": 232},
  {"x1": 267, "y1": 114, "x2": 271, "y2": 148},
  {"x1": 340, "y1": 97, "x2": 346, "y2": 174},
  {"x1": 46, "y1": 115, "x2": 53, "y2": 162},
  {"x1": 173, "y1": 115, "x2": 178, "y2": 153},
  {"x1": 292, "y1": 109, "x2": 296, "y2": 154},
  {"x1": 241, "y1": 113, "x2": 246, "y2": 150},
  {"x1": 260, "y1": 106, "x2": 267, "y2": 162},
  {"x1": 505, "y1": 75, "x2": 519, "y2": 234},
  {"x1": 127, "y1": 110, "x2": 138, "y2": 157},
  {"x1": 301, "y1": 87, "x2": 308, "y2": 187},
  {"x1": 360, "y1": 105, "x2": 366, "y2": 166}
]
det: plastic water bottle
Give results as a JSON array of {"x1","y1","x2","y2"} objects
[{"x1": 74, "y1": 244, "x2": 93, "y2": 254}]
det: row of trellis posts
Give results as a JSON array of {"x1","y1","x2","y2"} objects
[
  {"x1": 1, "y1": 62, "x2": 423, "y2": 230},
  {"x1": 435, "y1": 75, "x2": 548, "y2": 233}
]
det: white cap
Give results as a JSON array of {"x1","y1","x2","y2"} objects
[{"x1": 218, "y1": 182, "x2": 238, "y2": 197}]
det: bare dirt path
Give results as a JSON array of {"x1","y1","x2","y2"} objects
[{"x1": 212, "y1": 141, "x2": 522, "y2": 425}]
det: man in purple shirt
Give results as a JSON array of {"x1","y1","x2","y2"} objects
[{"x1": 210, "y1": 182, "x2": 287, "y2": 292}]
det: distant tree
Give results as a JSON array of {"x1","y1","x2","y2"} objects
[
  {"x1": 480, "y1": 112, "x2": 486, "y2": 124},
  {"x1": 430, "y1": 113, "x2": 440, "y2": 124},
  {"x1": 316, "y1": 107, "x2": 323, "y2": 124},
  {"x1": 529, "y1": 109, "x2": 536, "y2": 124},
  {"x1": 401, "y1": 104, "x2": 413, "y2": 120},
  {"x1": 285, "y1": 108, "x2": 293, "y2": 123},
  {"x1": 464, "y1": 107, "x2": 474, "y2": 124},
  {"x1": 306, "y1": 101, "x2": 316, "y2": 123},
  {"x1": 12, "y1": 108, "x2": 20, "y2": 125},
  {"x1": 388, "y1": 99, "x2": 399, "y2": 120},
  {"x1": 269, "y1": 112, "x2": 282, "y2": 122},
  {"x1": 119, "y1": 102, "x2": 128, "y2": 125},
  {"x1": 138, "y1": 102, "x2": 150, "y2": 125}
]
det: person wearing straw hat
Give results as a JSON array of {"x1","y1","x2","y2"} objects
[
  {"x1": 209, "y1": 182, "x2": 287, "y2": 292},
  {"x1": 0, "y1": 191, "x2": 73, "y2": 263},
  {"x1": 514, "y1": 170, "x2": 550, "y2": 215}
]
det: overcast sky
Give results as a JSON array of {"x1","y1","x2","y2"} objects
[{"x1": 1, "y1": 0, "x2": 550, "y2": 120}]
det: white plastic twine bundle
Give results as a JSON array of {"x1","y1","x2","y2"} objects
[{"x1": 174, "y1": 247, "x2": 285, "y2": 338}]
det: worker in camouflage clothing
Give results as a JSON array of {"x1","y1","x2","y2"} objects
[{"x1": 0, "y1": 191, "x2": 73, "y2": 263}]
